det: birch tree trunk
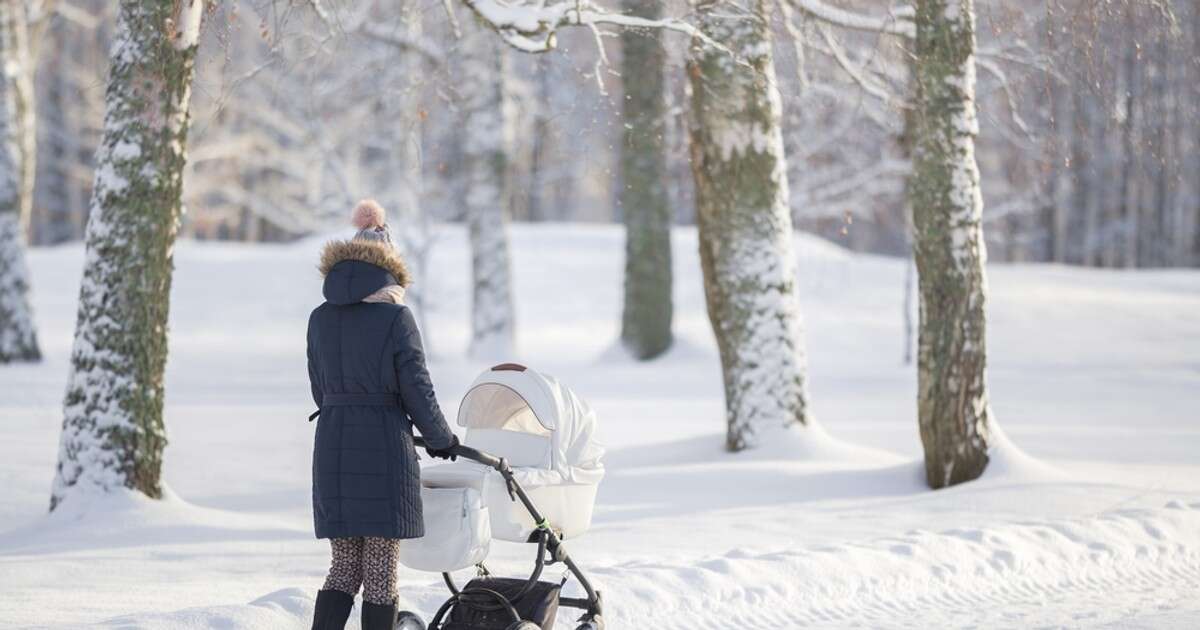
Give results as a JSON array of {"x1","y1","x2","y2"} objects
[
  {"x1": 1119, "y1": 3, "x2": 1140, "y2": 269},
  {"x1": 911, "y1": 0, "x2": 994, "y2": 488},
  {"x1": 0, "y1": 0, "x2": 39, "y2": 363},
  {"x1": 687, "y1": 0, "x2": 811, "y2": 451},
  {"x1": 460, "y1": 16, "x2": 516, "y2": 359},
  {"x1": 51, "y1": 0, "x2": 204, "y2": 510},
  {"x1": 527, "y1": 57, "x2": 551, "y2": 223},
  {"x1": 618, "y1": 0, "x2": 673, "y2": 360},
  {"x1": 392, "y1": 2, "x2": 434, "y2": 339},
  {"x1": 1194, "y1": 0, "x2": 1200, "y2": 267}
]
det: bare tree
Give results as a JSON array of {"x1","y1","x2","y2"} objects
[
  {"x1": 618, "y1": 0, "x2": 673, "y2": 360},
  {"x1": 910, "y1": 0, "x2": 994, "y2": 488},
  {"x1": 459, "y1": 14, "x2": 517, "y2": 358}
]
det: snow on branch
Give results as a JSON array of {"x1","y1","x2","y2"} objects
[
  {"x1": 787, "y1": 0, "x2": 914, "y2": 39},
  {"x1": 458, "y1": 0, "x2": 718, "y2": 53}
]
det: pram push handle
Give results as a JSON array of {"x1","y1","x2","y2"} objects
[{"x1": 413, "y1": 435, "x2": 503, "y2": 470}]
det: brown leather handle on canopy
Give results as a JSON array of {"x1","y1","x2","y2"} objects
[{"x1": 490, "y1": 362, "x2": 527, "y2": 372}]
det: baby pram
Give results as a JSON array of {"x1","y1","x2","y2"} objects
[{"x1": 396, "y1": 364, "x2": 606, "y2": 630}]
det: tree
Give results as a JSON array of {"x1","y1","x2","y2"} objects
[
  {"x1": 687, "y1": 0, "x2": 812, "y2": 451},
  {"x1": 451, "y1": 0, "x2": 816, "y2": 446},
  {"x1": 618, "y1": 0, "x2": 673, "y2": 360},
  {"x1": 0, "y1": 0, "x2": 40, "y2": 363},
  {"x1": 910, "y1": 0, "x2": 994, "y2": 488},
  {"x1": 459, "y1": 14, "x2": 517, "y2": 358},
  {"x1": 51, "y1": 0, "x2": 205, "y2": 510}
]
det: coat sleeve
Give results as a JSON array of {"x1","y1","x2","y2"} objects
[
  {"x1": 307, "y1": 312, "x2": 323, "y2": 407},
  {"x1": 393, "y1": 307, "x2": 455, "y2": 449}
]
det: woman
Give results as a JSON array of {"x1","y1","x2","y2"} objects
[{"x1": 307, "y1": 200, "x2": 460, "y2": 630}]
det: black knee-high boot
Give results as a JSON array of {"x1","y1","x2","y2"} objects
[
  {"x1": 311, "y1": 589, "x2": 355, "y2": 630},
  {"x1": 360, "y1": 600, "x2": 397, "y2": 630}
]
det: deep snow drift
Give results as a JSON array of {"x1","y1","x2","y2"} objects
[{"x1": 1, "y1": 224, "x2": 1198, "y2": 629}]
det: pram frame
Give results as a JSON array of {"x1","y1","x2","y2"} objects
[{"x1": 413, "y1": 436, "x2": 604, "y2": 630}]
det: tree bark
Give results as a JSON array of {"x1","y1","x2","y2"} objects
[
  {"x1": 911, "y1": 0, "x2": 994, "y2": 488},
  {"x1": 52, "y1": 0, "x2": 205, "y2": 510},
  {"x1": 392, "y1": 1, "x2": 434, "y2": 340},
  {"x1": 0, "y1": 0, "x2": 40, "y2": 363},
  {"x1": 527, "y1": 56, "x2": 551, "y2": 223},
  {"x1": 1194, "y1": 0, "x2": 1200, "y2": 267},
  {"x1": 461, "y1": 16, "x2": 516, "y2": 359},
  {"x1": 618, "y1": 0, "x2": 673, "y2": 360},
  {"x1": 1119, "y1": 2, "x2": 1140, "y2": 269},
  {"x1": 687, "y1": 0, "x2": 811, "y2": 451}
]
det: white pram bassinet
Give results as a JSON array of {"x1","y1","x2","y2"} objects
[{"x1": 399, "y1": 364, "x2": 604, "y2": 574}]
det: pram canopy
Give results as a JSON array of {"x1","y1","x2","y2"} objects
[{"x1": 456, "y1": 364, "x2": 604, "y2": 487}]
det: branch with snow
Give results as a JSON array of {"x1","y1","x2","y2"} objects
[
  {"x1": 786, "y1": 0, "x2": 914, "y2": 39},
  {"x1": 458, "y1": 0, "x2": 719, "y2": 54}
]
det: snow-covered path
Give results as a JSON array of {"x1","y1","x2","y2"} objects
[
  {"x1": 2, "y1": 225, "x2": 1198, "y2": 628},
  {"x1": 612, "y1": 503, "x2": 1200, "y2": 629}
]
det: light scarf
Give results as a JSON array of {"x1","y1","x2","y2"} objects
[{"x1": 363, "y1": 284, "x2": 406, "y2": 304}]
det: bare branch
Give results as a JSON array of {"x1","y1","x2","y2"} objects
[
  {"x1": 442, "y1": 0, "x2": 462, "y2": 38},
  {"x1": 47, "y1": 0, "x2": 98, "y2": 29},
  {"x1": 306, "y1": 0, "x2": 336, "y2": 37},
  {"x1": 359, "y1": 23, "x2": 445, "y2": 65},
  {"x1": 786, "y1": 0, "x2": 914, "y2": 39},
  {"x1": 817, "y1": 23, "x2": 906, "y2": 108}
]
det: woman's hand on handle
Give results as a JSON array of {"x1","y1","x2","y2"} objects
[
  {"x1": 413, "y1": 435, "x2": 504, "y2": 469},
  {"x1": 424, "y1": 434, "x2": 460, "y2": 461}
]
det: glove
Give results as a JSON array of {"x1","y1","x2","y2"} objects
[{"x1": 425, "y1": 434, "x2": 459, "y2": 461}]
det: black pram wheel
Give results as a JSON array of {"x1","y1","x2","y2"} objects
[
  {"x1": 395, "y1": 610, "x2": 426, "y2": 630},
  {"x1": 574, "y1": 619, "x2": 603, "y2": 630}
]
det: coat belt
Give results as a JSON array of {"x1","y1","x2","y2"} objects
[
  {"x1": 309, "y1": 393, "x2": 400, "y2": 421},
  {"x1": 322, "y1": 393, "x2": 401, "y2": 407}
]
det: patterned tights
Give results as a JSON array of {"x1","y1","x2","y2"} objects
[{"x1": 322, "y1": 537, "x2": 401, "y2": 605}]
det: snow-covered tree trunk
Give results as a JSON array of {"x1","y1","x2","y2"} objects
[
  {"x1": 618, "y1": 0, "x2": 672, "y2": 360},
  {"x1": 910, "y1": 0, "x2": 993, "y2": 489},
  {"x1": 51, "y1": 0, "x2": 204, "y2": 510},
  {"x1": 687, "y1": 0, "x2": 811, "y2": 451},
  {"x1": 0, "y1": 0, "x2": 40, "y2": 363},
  {"x1": 460, "y1": 16, "x2": 516, "y2": 359}
]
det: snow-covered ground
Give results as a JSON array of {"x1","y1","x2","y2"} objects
[{"x1": 2, "y1": 224, "x2": 1199, "y2": 629}]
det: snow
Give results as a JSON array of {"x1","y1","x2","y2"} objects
[
  {"x1": 3, "y1": 224, "x2": 1200, "y2": 628},
  {"x1": 171, "y1": 0, "x2": 205, "y2": 53}
]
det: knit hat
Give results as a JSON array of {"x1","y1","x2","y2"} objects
[{"x1": 351, "y1": 199, "x2": 394, "y2": 246}]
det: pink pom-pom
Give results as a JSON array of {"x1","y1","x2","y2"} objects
[{"x1": 351, "y1": 199, "x2": 386, "y2": 230}]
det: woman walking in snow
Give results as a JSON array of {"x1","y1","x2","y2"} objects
[{"x1": 307, "y1": 200, "x2": 460, "y2": 630}]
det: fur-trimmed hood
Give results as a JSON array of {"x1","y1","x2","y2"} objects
[
  {"x1": 320, "y1": 239, "x2": 410, "y2": 285},
  {"x1": 318, "y1": 239, "x2": 410, "y2": 305}
]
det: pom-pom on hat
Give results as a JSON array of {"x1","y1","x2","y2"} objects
[
  {"x1": 352, "y1": 199, "x2": 386, "y2": 230},
  {"x1": 351, "y1": 199, "x2": 394, "y2": 247}
]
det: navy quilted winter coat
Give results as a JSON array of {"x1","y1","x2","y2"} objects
[{"x1": 307, "y1": 239, "x2": 455, "y2": 539}]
